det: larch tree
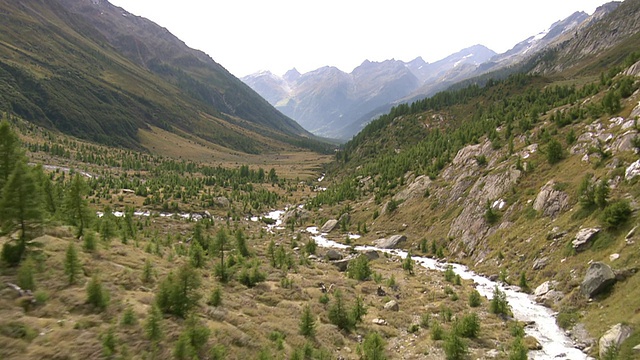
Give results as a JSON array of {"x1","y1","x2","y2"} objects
[
  {"x1": 0, "y1": 161, "x2": 43, "y2": 266},
  {"x1": 64, "y1": 173, "x2": 92, "y2": 239}
]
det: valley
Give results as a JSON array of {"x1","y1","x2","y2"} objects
[{"x1": 1, "y1": 0, "x2": 640, "y2": 359}]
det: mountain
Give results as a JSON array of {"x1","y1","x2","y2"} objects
[
  {"x1": 313, "y1": 1, "x2": 640, "y2": 355},
  {"x1": 243, "y1": 5, "x2": 623, "y2": 141},
  {"x1": 0, "y1": 0, "x2": 326, "y2": 153},
  {"x1": 242, "y1": 47, "x2": 493, "y2": 140}
]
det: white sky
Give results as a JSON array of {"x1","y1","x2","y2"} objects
[{"x1": 108, "y1": 0, "x2": 612, "y2": 77}]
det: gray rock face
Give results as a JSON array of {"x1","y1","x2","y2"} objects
[
  {"x1": 626, "y1": 159, "x2": 640, "y2": 180},
  {"x1": 282, "y1": 207, "x2": 311, "y2": 225},
  {"x1": 325, "y1": 249, "x2": 344, "y2": 261},
  {"x1": 572, "y1": 228, "x2": 601, "y2": 252},
  {"x1": 383, "y1": 300, "x2": 399, "y2": 311},
  {"x1": 532, "y1": 180, "x2": 569, "y2": 218},
  {"x1": 534, "y1": 281, "x2": 554, "y2": 297},
  {"x1": 532, "y1": 257, "x2": 549, "y2": 270},
  {"x1": 320, "y1": 219, "x2": 339, "y2": 233},
  {"x1": 599, "y1": 323, "x2": 633, "y2": 358},
  {"x1": 581, "y1": 262, "x2": 616, "y2": 298},
  {"x1": 374, "y1": 235, "x2": 407, "y2": 249},
  {"x1": 393, "y1": 175, "x2": 431, "y2": 202}
]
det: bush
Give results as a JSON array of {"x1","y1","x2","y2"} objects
[
  {"x1": 468, "y1": 289, "x2": 481, "y2": 307},
  {"x1": 509, "y1": 336, "x2": 527, "y2": 360},
  {"x1": 347, "y1": 255, "x2": 371, "y2": 281},
  {"x1": 454, "y1": 313, "x2": 480, "y2": 338},
  {"x1": 546, "y1": 138, "x2": 563, "y2": 164},
  {"x1": 430, "y1": 321, "x2": 444, "y2": 340},
  {"x1": 600, "y1": 200, "x2": 632, "y2": 229},
  {"x1": 444, "y1": 331, "x2": 468, "y2": 360},
  {"x1": 86, "y1": 274, "x2": 109, "y2": 311},
  {"x1": 489, "y1": 286, "x2": 509, "y2": 316},
  {"x1": 328, "y1": 290, "x2": 355, "y2": 331},
  {"x1": 208, "y1": 286, "x2": 222, "y2": 307},
  {"x1": 362, "y1": 332, "x2": 386, "y2": 360},
  {"x1": 238, "y1": 262, "x2": 266, "y2": 288}
]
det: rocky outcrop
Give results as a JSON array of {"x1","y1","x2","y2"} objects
[
  {"x1": 572, "y1": 228, "x2": 600, "y2": 252},
  {"x1": 448, "y1": 165, "x2": 521, "y2": 254},
  {"x1": 599, "y1": 323, "x2": 633, "y2": 358},
  {"x1": 320, "y1": 219, "x2": 339, "y2": 233},
  {"x1": 363, "y1": 250, "x2": 380, "y2": 261},
  {"x1": 374, "y1": 235, "x2": 407, "y2": 249},
  {"x1": 393, "y1": 175, "x2": 431, "y2": 202},
  {"x1": 532, "y1": 257, "x2": 549, "y2": 270},
  {"x1": 331, "y1": 259, "x2": 350, "y2": 272},
  {"x1": 581, "y1": 262, "x2": 616, "y2": 298},
  {"x1": 626, "y1": 159, "x2": 640, "y2": 180},
  {"x1": 532, "y1": 180, "x2": 569, "y2": 218}
]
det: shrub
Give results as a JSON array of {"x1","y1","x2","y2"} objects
[
  {"x1": 444, "y1": 331, "x2": 468, "y2": 360},
  {"x1": 468, "y1": 289, "x2": 481, "y2": 307},
  {"x1": 328, "y1": 290, "x2": 355, "y2": 331},
  {"x1": 86, "y1": 274, "x2": 109, "y2": 311},
  {"x1": 454, "y1": 313, "x2": 480, "y2": 338},
  {"x1": 444, "y1": 265, "x2": 456, "y2": 283},
  {"x1": 347, "y1": 255, "x2": 371, "y2": 281},
  {"x1": 362, "y1": 332, "x2": 386, "y2": 360},
  {"x1": 546, "y1": 138, "x2": 563, "y2": 164},
  {"x1": 208, "y1": 286, "x2": 222, "y2": 307},
  {"x1": 509, "y1": 336, "x2": 527, "y2": 360},
  {"x1": 430, "y1": 321, "x2": 444, "y2": 340},
  {"x1": 121, "y1": 305, "x2": 137, "y2": 326},
  {"x1": 489, "y1": 286, "x2": 509, "y2": 316},
  {"x1": 600, "y1": 200, "x2": 632, "y2": 229}
]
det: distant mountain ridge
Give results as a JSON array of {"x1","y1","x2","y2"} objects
[
  {"x1": 242, "y1": 45, "x2": 495, "y2": 140},
  {"x1": 243, "y1": 3, "x2": 621, "y2": 140}
]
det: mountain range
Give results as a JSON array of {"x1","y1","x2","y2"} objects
[
  {"x1": 242, "y1": 3, "x2": 622, "y2": 140},
  {"x1": 0, "y1": 0, "x2": 328, "y2": 154}
]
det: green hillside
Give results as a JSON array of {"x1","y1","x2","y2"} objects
[{"x1": 0, "y1": 0, "x2": 328, "y2": 153}]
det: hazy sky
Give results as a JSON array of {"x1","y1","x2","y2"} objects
[{"x1": 108, "y1": 0, "x2": 611, "y2": 77}]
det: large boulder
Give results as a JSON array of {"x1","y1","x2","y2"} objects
[
  {"x1": 572, "y1": 228, "x2": 600, "y2": 252},
  {"x1": 374, "y1": 235, "x2": 407, "y2": 249},
  {"x1": 320, "y1": 219, "x2": 339, "y2": 233},
  {"x1": 599, "y1": 323, "x2": 633, "y2": 358},
  {"x1": 325, "y1": 249, "x2": 344, "y2": 261},
  {"x1": 581, "y1": 262, "x2": 616, "y2": 298},
  {"x1": 212, "y1": 196, "x2": 230, "y2": 208},
  {"x1": 532, "y1": 180, "x2": 569, "y2": 218}
]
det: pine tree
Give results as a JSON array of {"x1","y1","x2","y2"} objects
[
  {"x1": 235, "y1": 228, "x2": 250, "y2": 257},
  {"x1": 0, "y1": 121, "x2": 22, "y2": 190},
  {"x1": 82, "y1": 231, "x2": 97, "y2": 252},
  {"x1": 1, "y1": 161, "x2": 43, "y2": 266},
  {"x1": 362, "y1": 332, "x2": 386, "y2": 360},
  {"x1": 17, "y1": 256, "x2": 36, "y2": 291},
  {"x1": 299, "y1": 304, "x2": 316, "y2": 337},
  {"x1": 101, "y1": 325, "x2": 118, "y2": 357},
  {"x1": 145, "y1": 304, "x2": 163, "y2": 344},
  {"x1": 190, "y1": 241, "x2": 206, "y2": 268},
  {"x1": 100, "y1": 205, "x2": 116, "y2": 244},
  {"x1": 64, "y1": 174, "x2": 92, "y2": 238},
  {"x1": 214, "y1": 228, "x2": 229, "y2": 282},
  {"x1": 402, "y1": 251, "x2": 414, "y2": 274},
  {"x1": 328, "y1": 290, "x2": 354, "y2": 331},
  {"x1": 156, "y1": 263, "x2": 201, "y2": 318},
  {"x1": 86, "y1": 274, "x2": 109, "y2": 311},
  {"x1": 351, "y1": 295, "x2": 367, "y2": 326},
  {"x1": 444, "y1": 331, "x2": 468, "y2": 360},
  {"x1": 64, "y1": 242, "x2": 81, "y2": 285},
  {"x1": 142, "y1": 258, "x2": 154, "y2": 284}
]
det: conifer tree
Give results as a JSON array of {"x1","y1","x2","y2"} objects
[
  {"x1": 145, "y1": 304, "x2": 163, "y2": 344},
  {"x1": 142, "y1": 258, "x2": 154, "y2": 284},
  {"x1": 86, "y1": 274, "x2": 109, "y2": 311},
  {"x1": 64, "y1": 242, "x2": 81, "y2": 285},
  {"x1": 235, "y1": 228, "x2": 250, "y2": 257},
  {"x1": 100, "y1": 205, "x2": 116, "y2": 244},
  {"x1": 1, "y1": 161, "x2": 43, "y2": 266},
  {"x1": 362, "y1": 332, "x2": 386, "y2": 360},
  {"x1": 214, "y1": 228, "x2": 228, "y2": 282},
  {"x1": 64, "y1": 173, "x2": 92, "y2": 238},
  {"x1": 0, "y1": 121, "x2": 21, "y2": 190},
  {"x1": 299, "y1": 304, "x2": 316, "y2": 338},
  {"x1": 17, "y1": 256, "x2": 36, "y2": 290}
]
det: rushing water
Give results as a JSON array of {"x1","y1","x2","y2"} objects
[{"x1": 299, "y1": 223, "x2": 592, "y2": 360}]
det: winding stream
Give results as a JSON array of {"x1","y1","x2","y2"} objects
[{"x1": 264, "y1": 209, "x2": 592, "y2": 359}]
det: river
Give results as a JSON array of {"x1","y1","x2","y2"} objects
[{"x1": 263, "y1": 209, "x2": 592, "y2": 359}]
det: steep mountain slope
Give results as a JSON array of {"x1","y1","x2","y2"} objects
[
  {"x1": 310, "y1": 2, "x2": 640, "y2": 356},
  {"x1": 0, "y1": 0, "x2": 323, "y2": 153}
]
